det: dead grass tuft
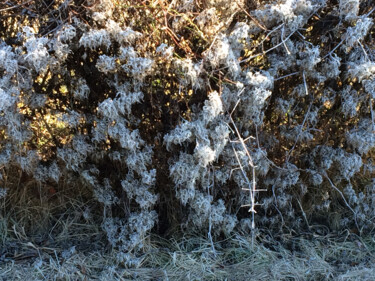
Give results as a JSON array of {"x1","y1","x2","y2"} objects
[
  {"x1": 2, "y1": 231, "x2": 375, "y2": 280},
  {"x1": 1, "y1": 169, "x2": 375, "y2": 280}
]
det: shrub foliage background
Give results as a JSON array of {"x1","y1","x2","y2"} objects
[{"x1": 0, "y1": 0, "x2": 375, "y2": 266}]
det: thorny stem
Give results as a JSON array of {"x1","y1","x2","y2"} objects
[
  {"x1": 231, "y1": 144, "x2": 256, "y2": 248},
  {"x1": 226, "y1": 90, "x2": 260, "y2": 248}
]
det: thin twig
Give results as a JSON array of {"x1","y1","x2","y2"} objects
[
  {"x1": 0, "y1": 0, "x2": 33, "y2": 12},
  {"x1": 323, "y1": 39, "x2": 344, "y2": 59},
  {"x1": 274, "y1": 71, "x2": 299, "y2": 81},
  {"x1": 297, "y1": 198, "x2": 310, "y2": 230},
  {"x1": 366, "y1": 7, "x2": 375, "y2": 17},
  {"x1": 324, "y1": 173, "x2": 359, "y2": 233},
  {"x1": 281, "y1": 26, "x2": 291, "y2": 55},
  {"x1": 234, "y1": 0, "x2": 268, "y2": 31},
  {"x1": 207, "y1": 168, "x2": 217, "y2": 257},
  {"x1": 357, "y1": 40, "x2": 369, "y2": 61},
  {"x1": 239, "y1": 27, "x2": 296, "y2": 64}
]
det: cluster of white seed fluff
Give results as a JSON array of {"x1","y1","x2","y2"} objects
[
  {"x1": 91, "y1": 0, "x2": 375, "y2": 235},
  {"x1": 78, "y1": 18, "x2": 160, "y2": 266},
  {"x1": 165, "y1": 90, "x2": 238, "y2": 233},
  {"x1": 1, "y1": 0, "x2": 375, "y2": 265},
  {"x1": 0, "y1": 1, "x2": 160, "y2": 265}
]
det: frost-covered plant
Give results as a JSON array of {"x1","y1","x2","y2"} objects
[
  {"x1": 343, "y1": 17, "x2": 373, "y2": 50},
  {"x1": 296, "y1": 43, "x2": 321, "y2": 72},
  {"x1": 340, "y1": 86, "x2": 359, "y2": 117},
  {"x1": 334, "y1": 149, "x2": 363, "y2": 181},
  {"x1": 0, "y1": 44, "x2": 18, "y2": 78},
  {"x1": 22, "y1": 27, "x2": 50, "y2": 72},
  {"x1": 346, "y1": 119, "x2": 375, "y2": 155},
  {"x1": 165, "y1": 91, "x2": 237, "y2": 232},
  {"x1": 96, "y1": 55, "x2": 117, "y2": 74},
  {"x1": 228, "y1": 23, "x2": 252, "y2": 57},
  {"x1": 234, "y1": 70, "x2": 273, "y2": 127},
  {"x1": 204, "y1": 35, "x2": 241, "y2": 78},
  {"x1": 156, "y1": 43, "x2": 174, "y2": 59},
  {"x1": 173, "y1": 59, "x2": 204, "y2": 89},
  {"x1": 72, "y1": 78, "x2": 90, "y2": 100},
  {"x1": 347, "y1": 61, "x2": 375, "y2": 81},
  {"x1": 34, "y1": 161, "x2": 60, "y2": 183},
  {"x1": 341, "y1": 179, "x2": 375, "y2": 230},
  {"x1": 2, "y1": 0, "x2": 375, "y2": 262},
  {"x1": 321, "y1": 54, "x2": 341, "y2": 78},
  {"x1": 59, "y1": 24, "x2": 76, "y2": 42},
  {"x1": 79, "y1": 29, "x2": 112, "y2": 50},
  {"x1": 339, "y1": 0, "x2": 359, "y2": 21},
  {"x1": 254, "y1": 0, "x2": 318, "y2": 30},
  {"x1": 0, "y1": 187, "x2": 7, "y2": 199},
  {"x1": 106, "y1": 20, "x2": 142, "y2": 44}
]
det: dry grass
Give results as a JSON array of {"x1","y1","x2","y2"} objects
[
  {"x1": 1, "y1": 173, "x2": 375, "y2": 281},
  {"x1": 1, "y1": 227, "x2": 375, "y2": 281}
]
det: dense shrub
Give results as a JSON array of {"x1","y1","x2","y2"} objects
[{"x1": 0, "y1": 0, "x2": 374, "y2": 266}]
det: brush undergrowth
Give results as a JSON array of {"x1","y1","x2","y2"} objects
[{"x1": 1, "y1": 0, "x2": 375, "y2": 279}]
